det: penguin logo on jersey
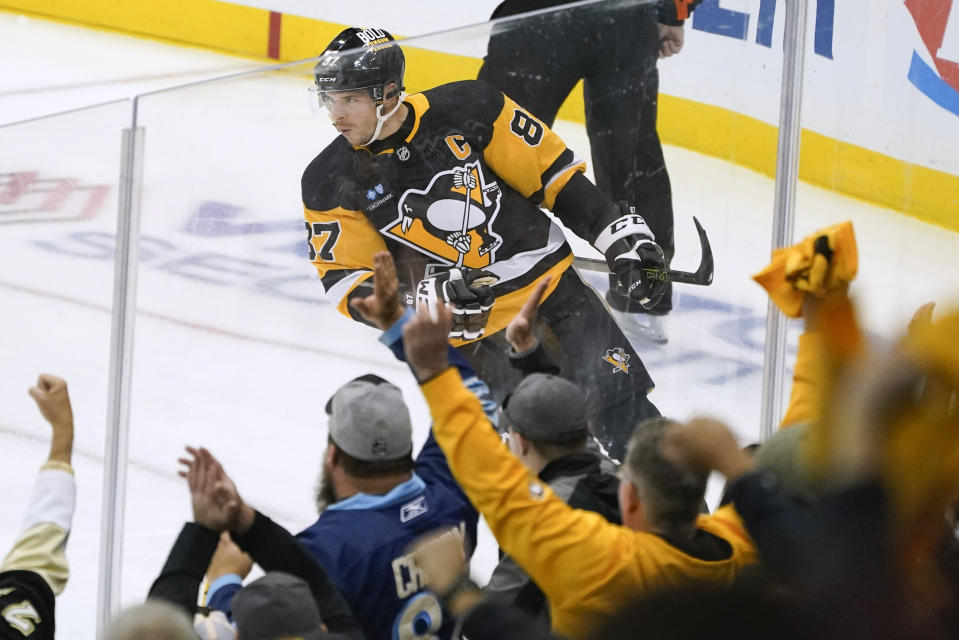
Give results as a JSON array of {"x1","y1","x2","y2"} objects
[
  {"x1": 383, "y1": 160, "x2": 503, "y2": 268},
  {"x1": 603, "y1": 348, "x2": 631, "y2": 374}
]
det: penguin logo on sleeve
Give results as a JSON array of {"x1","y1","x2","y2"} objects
[
  {"x1": 383, "y1": 160, "x2": 503, "y2": 268},
  {"x1": 603, "y1": 348, "x2": 631, "y2": 374}
]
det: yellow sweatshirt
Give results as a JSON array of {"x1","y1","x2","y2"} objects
[
  {"x1": 423, "y1": 368, "x2": 757, "y2": 639},
  {"x1": 780, "y1": 331, "x2": 824, "y2": 428}
]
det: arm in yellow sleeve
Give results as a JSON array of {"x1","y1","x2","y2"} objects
[
  {"x1": 482, "y1": 94, "x2": 585, "y2": 210},
  {"x1": 304, "y1": 205, "x2": 386, "y2": 319},
  {"x1": 422, "y1": 369, "x2": 637, "y2": 613},
  {"x1": 780, "y1": 331, "x2": 824, "y2": 428}
]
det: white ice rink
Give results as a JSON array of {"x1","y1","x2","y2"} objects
[{"x1": 2, "y1": 11, "x2": 958, "y2": 638}]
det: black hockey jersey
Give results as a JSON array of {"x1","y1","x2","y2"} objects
[
  {"x1": 303, "y1": 80, "x2": 607, "y2": 344},
  {"x1": 489, "y1": 0, "x2": 702, "y2": 25},
  {"x1": 0, "y1": 571, "x2": 55, "y2": 640}
]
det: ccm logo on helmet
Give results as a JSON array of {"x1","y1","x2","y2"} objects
[{"x1": 355, "y1": 28, "x2": 389, "y2": 45}]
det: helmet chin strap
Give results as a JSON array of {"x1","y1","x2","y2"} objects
[{"x1": 362, "y1": 91, "x2": 407, "y2": 146}]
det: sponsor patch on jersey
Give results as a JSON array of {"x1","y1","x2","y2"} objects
[
  {"x1": 529, "y1": 482, "x2": 545, "y2": 500},
  {"x1": 399, "y1": 496, "x2": 429, "y2": 522},
  {"x1": 368, "y1": 193, "x2": 394, "y2": 211},
  {"x1": 603, "y1": 348, "x2": 631, "y2": 374},
  {"x1": 383, "y1": 160, "x2": 503, "y2": 268}
]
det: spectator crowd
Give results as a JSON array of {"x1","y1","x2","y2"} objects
[
  {"x1": 5, "y1": 218, "x2": 959, "y2": 640},
  {"x1": 9, "y1": 0, "x2": 959, "y2": 636}
]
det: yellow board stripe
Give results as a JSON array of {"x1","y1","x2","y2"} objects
[
  {"x1": 655, "y1": 94, "x2": 959, "y2": 232},
  {"x1": 4, "y1": 0, "x2": 956, "y2": 231},
  {"x1": 2, "y1": 0, "x2": 273, "y2": 58},
  {"x1": 277, "y1": 13, "x2": 349, "y2": 62}
]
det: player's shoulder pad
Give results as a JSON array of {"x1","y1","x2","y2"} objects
[
  {"x1": 422, "y1": 80, "x2": 505, "y2": 138},
  {"x1": 424, "y1": 79, "x2": 502, "y2": 104},
  {"x1": 301, "y1": 135, "x2": 361, "y2": 211}
]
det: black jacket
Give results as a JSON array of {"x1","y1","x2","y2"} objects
[
  {"x1": 148, "y1": 512, "x2": 364, "y2": 640},
  {"x1": 489, "y1": 0, "x2": 703, "y2": 25}
]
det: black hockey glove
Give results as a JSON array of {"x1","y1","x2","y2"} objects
[
  {"x1": 593, "y1": 202, "x2": 668, "y2": 310},
  {"x1": 416, "y1": 268, "x2": 499, "y2": 340}
]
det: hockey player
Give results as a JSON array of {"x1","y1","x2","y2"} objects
[
  {"x1": 477, "y1": 0, "x2": 702, "y2": 342},
  {"x1": 303, "y1": 27, "x2": 668, "y2": 460}
]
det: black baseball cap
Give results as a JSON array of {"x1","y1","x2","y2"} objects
[{"x1": 501, "y1": 373, "x2": 589, "y2": 443}]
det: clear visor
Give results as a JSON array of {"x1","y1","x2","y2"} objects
[{"x1": 306, "y1": 84, "x2": 378, "y2": 115}]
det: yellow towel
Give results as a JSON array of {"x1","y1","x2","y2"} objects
[{"x1": 753, "y1": 221, "x2": 858, "y2": 317}]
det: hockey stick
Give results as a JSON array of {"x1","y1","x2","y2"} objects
[
  {"x1": 573, "y1": 216, "x2": 714, "y2": 286},
  {"x1": 452, "y1": 166, "x2": 478, "y2": 268}
]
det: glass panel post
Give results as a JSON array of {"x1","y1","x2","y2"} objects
[
  {"x1": 760, "y1": 0, "x2": 810, "y2": 441},
  {"x1": 96, "y1": 119, "x2": 144, "y2": 636}
]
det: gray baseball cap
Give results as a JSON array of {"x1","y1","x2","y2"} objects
[
  {"x1": 231, "y1": 572, "x2": 324, "y2": 640},
  {"x1": 502, "y1": 373, "x2": 589, "y2": 443},
  {"x1": 325, "y1": 374, "x2": 413, "y2": 461}
]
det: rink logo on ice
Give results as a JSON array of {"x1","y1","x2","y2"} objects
[
  {"x1": 0, "y1": 172, "x2": 109, "y2": 224},
  {"x1": 25, "y1": 200, "x2": 775, "y2": 388},
  {"x1": 603, "y1": 348, "x2": 631, "y2": 374},
  {"x1": 906, "y1": 0, "x2": 959, "y2": 116},
  {"x1": 399, "y1": 496, "x2": 429, "y2": 522}
]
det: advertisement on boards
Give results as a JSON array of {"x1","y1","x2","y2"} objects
[{"x1": 906, "y1": 0, "x2": 959, "y2": 117}]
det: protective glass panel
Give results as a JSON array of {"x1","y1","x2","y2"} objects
[
  {"x1": 124, "y1": 1, "x2": 782, "y2": 607},
  {"x1": 0, "y1": 100, "x2": 128, "y2": 634},
  {"x1": 796, "y1": 1, "x2": 959, "y2": 339}
]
